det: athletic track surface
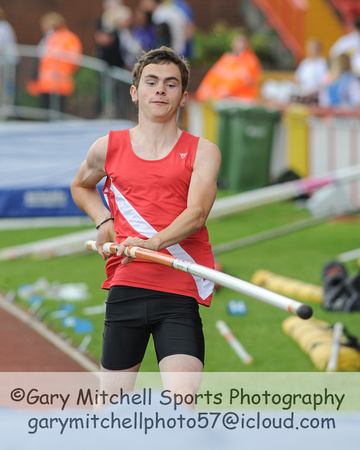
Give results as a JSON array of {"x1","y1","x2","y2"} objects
[{"x1": 0, "y1": 293, "x2": 99, "y2": 372}]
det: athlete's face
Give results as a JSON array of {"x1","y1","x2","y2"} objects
[{"x1": 130, "y1": 63, "x2": 188, "y2": 120}]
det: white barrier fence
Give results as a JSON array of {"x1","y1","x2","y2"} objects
[
  {"x1": 308, "y1": 111, "x2": 360, "y2": 208},
  {"x1": 0, "y1": 45, "x2": 135, "y2": 122},
  {"x1": 185, "y1": 100, "x2": 360, "y2": 210}
]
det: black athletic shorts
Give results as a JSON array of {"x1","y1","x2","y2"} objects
[{"x1": 101, "y1": 286, "x2": 205, "y2": 370}]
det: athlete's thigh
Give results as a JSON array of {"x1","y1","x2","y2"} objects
[
  {"x1": 101, "y1": 286, "x2": 151, "y2": 370},
  {"x1": 150, "y1": 293, "x2": 205, "y2": 365}
]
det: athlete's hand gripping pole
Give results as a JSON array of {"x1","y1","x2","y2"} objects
[{"x1": 85, "y1": 240, "x2": 313, "y2": 320}]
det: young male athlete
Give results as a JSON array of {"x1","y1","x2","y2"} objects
[{"x1": 71, "y1": 47, "x2": 221, "y2": 396}]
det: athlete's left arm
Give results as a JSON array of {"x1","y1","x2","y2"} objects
[
  {"x1": 185, "y1": 137, "x2": 222, "y2": 231},
  {"x1": 117, "y1": 137, "x2": 221, "y2": 261}
]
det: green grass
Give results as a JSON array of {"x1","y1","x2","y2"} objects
[{"x1": 1, "y1": 202, "x2": 359, "y2": 373}]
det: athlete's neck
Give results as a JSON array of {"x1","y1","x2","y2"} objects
[{"x1": 129, "y1": 124, "x2": 183, "y2": 160}]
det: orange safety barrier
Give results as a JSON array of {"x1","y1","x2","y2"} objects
[{"x1": 251, "y1": 0, "x2": 308, "y2": 63}]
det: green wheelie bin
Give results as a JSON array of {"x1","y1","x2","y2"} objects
[{"x1": 215, "y1": 102, "x2": 281, "y2": 191}]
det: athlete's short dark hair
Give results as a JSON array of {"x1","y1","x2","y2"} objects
[{"x1": 132, "y1": 46, "x2": 190, "y2": 94}]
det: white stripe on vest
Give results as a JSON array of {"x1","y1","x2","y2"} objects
[{"x1": 105, "y1": 180, "x2": 214, "y2": 301}]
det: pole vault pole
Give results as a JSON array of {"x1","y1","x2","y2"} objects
[{"x1": 85, "y1": 241, "x2": 313, "y2": 320}]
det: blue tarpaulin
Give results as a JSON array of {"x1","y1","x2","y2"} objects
[{"x1": 0, "y1": 119, "x2": 134, "y2": 217}]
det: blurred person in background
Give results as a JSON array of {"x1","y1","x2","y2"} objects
[
  {"x1": 318, "y1": 53, "x2": 360, "y2": 108},
  {"x1": 173, "y1": 0, "x2": 195, "y2": 58},
  {"x1": 135, "y1": 0, "x2": 171, "y2": 49},
  {"x1": 37, "y1": 11, "x2": 57, "y2": 55},
  {"x1": 113, "y1": 6, "x2": 143, "y2": 70},
  {"x1": 133, "y1": 3, "x2": 157, "y2": 52},
  {"x1": 0, "y1": 7, "x2": 17, "y2": 61},
  {"x1": 26, "y1": 12, "x2": 82, "y2": 114},
  {"x1": 195, "y1": 31, "x2": 262, "y2": 102},
  {"x1": 0, "y1": 7, "x2": 18, "y2": 115},
  {"x1": 294, "y1": 37, "x2": 328, "y2": 103},
  {"x1": 330, "y1": 18, "x2": 360, "y2": 77},
  {"x1": 94, "y1": 0, "x2": 127, "y2": 68},
  {"x1": 151, "y1": 0, "x2": 189, "y2": 56}
]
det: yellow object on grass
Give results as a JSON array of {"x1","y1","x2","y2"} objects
[
  {"x1": 251, "y1": 269, "x2": 323, "y2": 304},
  {"x1": 282, "y1": 316, "x2": 360, "y2": 371}
]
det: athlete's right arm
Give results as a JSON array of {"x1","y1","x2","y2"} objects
[{"x1": 71, "y1": 135, "x2": 116, "y2": 259}]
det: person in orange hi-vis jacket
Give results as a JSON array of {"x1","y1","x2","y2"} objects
[
  {"x1": 195, "y1": 31, "x2": 262, "y2": 101},
  {"x1": 27, "y1": 12, "x2": 83, "y2": 111}
]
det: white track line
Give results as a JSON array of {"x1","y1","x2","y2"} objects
[
  {"x1": 0, "y1": 229, "x2": 96, "y2": 260},
  {"x1": 0, "y1": 294, "x2": 99, "y2": 373},
  {"x1": 0, "y1": 216, "x2": 92, "y2": 230}
]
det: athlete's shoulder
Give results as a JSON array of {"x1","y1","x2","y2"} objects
[
  {"x1": 91, "y1": 134, "x2": 109, "y2": 153},
  {"x1": 181, "y1": 130, "x2": 217, "y2": 149},
  {"x1": 193, "y1": 136, "x2": 221, "y2": 171},
  {"x1": 92, "y1": 128, "x2": 129, "y2": 150},
  {"x1": 86, "y1": 134, "x2": 109, "y2": 170},
  {"x1": 197, "y1": 136, "x2": 221, "y2": 154}
]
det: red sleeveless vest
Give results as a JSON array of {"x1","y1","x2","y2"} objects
[{"x1": 102, "y1": 129, "x2": 214, "y2": 307}]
